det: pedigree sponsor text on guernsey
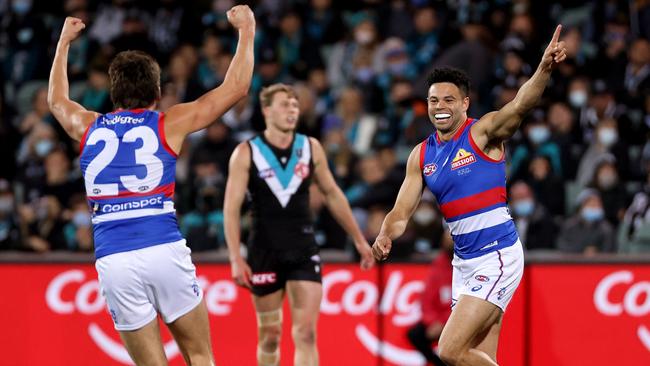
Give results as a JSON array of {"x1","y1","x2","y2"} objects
[{"x1": 100, "y1": 115, "x2": 145, "y2": 125}]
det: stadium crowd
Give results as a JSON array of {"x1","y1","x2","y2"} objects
[{"x1": 1, "y1": 0, "x2": 650, "y2": 256}]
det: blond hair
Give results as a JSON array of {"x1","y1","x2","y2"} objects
[{"x1": 259, "y1": 83, "x2": 298, "y2": 107}]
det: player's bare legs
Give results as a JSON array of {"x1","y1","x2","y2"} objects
[
  {"x1": 286, "y1": 280, "x2": 322, "y2": 366},
  {"x1": 474, "y1": 312, "x2": 502, "y2": 361},
  {"x1": 252, "y1": 289, "x2": 285, "y2": 366},
  {"x1": 438, "y1": 295, "x2": 502, "y2": 366},
  {"x1": 119, "y1": 318, "x2": 168, "y2": 366},
  {"x1": 167, "y1": 301, "x2": 215, "y2": 366}
]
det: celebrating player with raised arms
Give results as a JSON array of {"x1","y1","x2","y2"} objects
[
  {"x1": 48, "y1": 6, "x2": 255, "y2": 365},
  {"x1": 372, "y1": 25, "x2": 567, "y2": 366}
]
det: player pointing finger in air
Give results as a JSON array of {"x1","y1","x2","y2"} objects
[{"x1": 372, "y1": 25, "x2": 567, "y2": 366}]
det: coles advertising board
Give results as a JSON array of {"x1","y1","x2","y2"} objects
[
  {"x1": 527, "y1": 264, "x2": 650, "y2": 366},
  {"x1": 0, "y1": 262, "x2": 647, "y2": 365}
]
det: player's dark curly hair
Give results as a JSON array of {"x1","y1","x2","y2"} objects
[
  {"x1": 108, "y1": 51, "x2": 161, "y2": 109},
  {"x1": 427, "y1": 67, "x2": 471, "y2": 97}
]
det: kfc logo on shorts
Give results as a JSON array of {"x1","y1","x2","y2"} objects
[
  {"x1": 423, "y1": 163, "x2": 437, "y2": 176},
  {"x1": 594, "y1": 270, "x2": 650, "y2": 352},
  {"x1": 251, "y1": 272, "x2": 277, "y2": 285},
  {"x1": 475, "y1": 275, "x2": 490, "y2": 282},
  {"x1": 294, "y1": 163, "x2": 310, "y2": 179}
]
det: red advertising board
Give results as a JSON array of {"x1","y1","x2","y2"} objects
[
  {"x1": 528, "y1": 265, "x2": 650, "y2": 366},
  {"x1": 4, "y1": 262, "x2": 645, "y2": 365},
  {"x1": 0, "y1": 263, "x2": 524, "y2": 366}
]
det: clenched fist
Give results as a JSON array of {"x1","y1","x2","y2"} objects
[
  {"x1": 227, "y1": 5, "x2": 255, "y2": 31},
  {"x1": 59, "y1": 17, "x2": 85, "y2": 44}
]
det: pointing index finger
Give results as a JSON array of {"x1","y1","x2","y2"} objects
[{"x1": 551, "y1": 24, "x2": 562, "y2": 45}]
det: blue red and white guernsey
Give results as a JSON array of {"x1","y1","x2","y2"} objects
[
  {"x1": 79, "y1": 109, "x2": 183, "y2": 258},
  {"x1": 420, "y1": 118, "x2": 519, "y2": 259}
]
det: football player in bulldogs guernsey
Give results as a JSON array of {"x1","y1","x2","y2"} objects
[
  {"x1": 372, "y1": 25, "x2": 567, "y2": 365},
  {"x1": 224, "y1": 83, "x2": 374, "y2": 366},
  {"x1": 48, "y1": 7, "x2": 255, "y2": 366}
]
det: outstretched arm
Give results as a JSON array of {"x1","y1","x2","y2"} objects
[
  {"x1": 311, "y1": 138, "x2": 374, "y2": 270},
  {"x1": 472, "y1": 25, "x2": 567, "y2": 148},
  {"x1": 372, "y1": 144, "x2": 424, "y2": 261},
  {"x1": 48, "y1": 17, "x2": 100, "y2": 141},
  {"x1": 164, "y1": 5, "x2": 255, "y2": 153}
]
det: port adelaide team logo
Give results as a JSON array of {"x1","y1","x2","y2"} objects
[{"x1": 451, "y1": 148, "x2": 476, "y2": 170}]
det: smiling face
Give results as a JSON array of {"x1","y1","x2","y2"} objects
[
  {"x1": 427, "y1": 82, "x2": 469, "y2": 134},
  {"x1": 263, "y1": 91, "x2": 300, "y2": 133}
]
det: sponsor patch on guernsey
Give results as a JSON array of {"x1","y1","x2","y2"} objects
[
  {"x1": 96, "y1": 196, "x2": 164, "y2": 214},
  {"x1": 450, "y1": 148, "x2": 476, "y2": 170}
]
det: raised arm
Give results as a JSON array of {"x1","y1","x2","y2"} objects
[
  {"x1": 223, "y1": 142, "x2": 253, "y2": 288},
  {"x1": 47, "y1": 17, "x2": 100, "y2": 141},
  {"x1": 372, "y1": 144, "x2": 424, "y2": 261},
  {"x1": 310, "y1": 138, "x2": 374, "y2": 270},
  {"x1": 472, "y1": 25, "x2": 567, "y2": 148},
  {"x1": 164, "y1": 5, "x2": 255, "y2": 153}
]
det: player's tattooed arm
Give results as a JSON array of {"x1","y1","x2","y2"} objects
[
  {"x1": 48, "y1": 17, "x2": 99, "y2": 141},
  {"x1": 472, "y1": 25, "x2": 567, "y2": 147}
]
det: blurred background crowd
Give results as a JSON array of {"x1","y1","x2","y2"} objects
[{"x1": 1, "y1": 0, "x2": 650, "y2": 258}]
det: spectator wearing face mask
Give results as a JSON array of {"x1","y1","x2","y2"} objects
[
  {"x1": 573, "y1": 78, "x2": 628, "y2": 144},
  {"x1": 16, "y1": 123, "x2": 63, "y2": 202},
  {"x1": 377, "y1": 38, "x2": 417, "y2": 95},
  {"x1": 590, "y1": 159, "x2": 629, "y2": 226},
  {"x1": 408, "y1": 192, "x2": 444, "y2": 254},
  {"x1": 566, "y1": 76, "x2": 590, "y2": 112},
  {"x1": 327, "y1": 14, "x2": 382, "y2": 93},
  {"x1": 509, "y1": 118, "x2": 563, "y2": 182},
  {"x1": 576, "y1": 118, "x2": 630, "y2": 188},
  {"x1": 508, "y1": 181, "x2": 557, "y2": 250},
  {"x1": 556, "y1": 189, "x2": 616, "y2": 255},
  {"x1": 63, "y1": 195, "x2": 93, "y2": 252}
]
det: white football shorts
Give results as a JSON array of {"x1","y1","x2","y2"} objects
[
  {"x1": 451, "y1": 240, "x2": 524, "y2": 311},
  {"x1": 95, "y1": 239, "x2": 203, "y2": 331}
]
